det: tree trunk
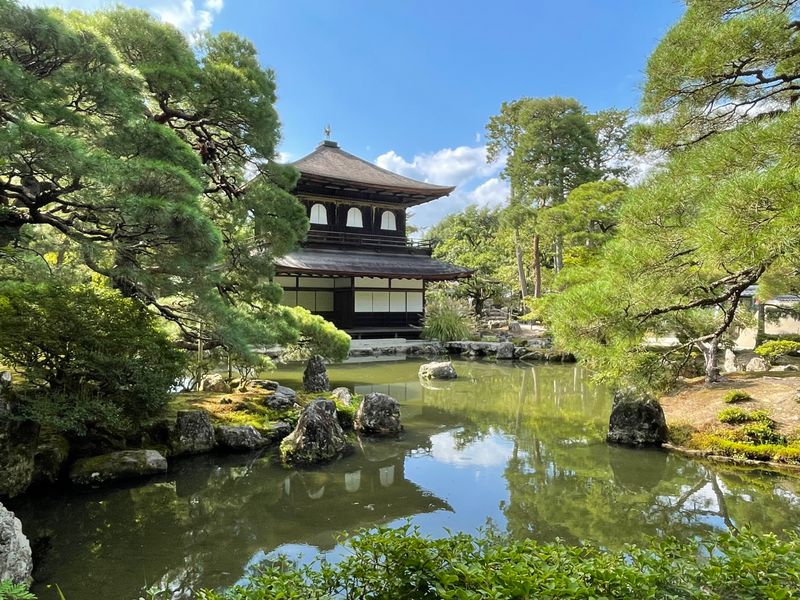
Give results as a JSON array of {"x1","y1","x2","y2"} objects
[
  {"x1": 554, "y1": 236, "x2": 563, "y2": 274},
  {"x1": 533, "y1": 234, "x2": 542, "y2": 298},
  {"x1": 514, "y1": 228, "x2": 528, "y2": 299},
  {"x1": 757, "y1": 302, "x2": 765, "y2": 343},
  {"x1": 700, "y1": 337, "x2": 721, "y2": 384}
]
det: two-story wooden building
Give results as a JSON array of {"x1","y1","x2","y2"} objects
[{"x1": 274, "y1": 140, "x2": 471, "y2": 337}]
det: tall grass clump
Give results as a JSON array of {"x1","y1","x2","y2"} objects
[{"x1": 422, "y1": 294, "x2": 477, "y2": 342}]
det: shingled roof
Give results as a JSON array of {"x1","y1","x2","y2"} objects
[
  {"x1": 291, "y1": 141, "x2": 455, "y2": 201},
  {"x1": 275, "y1": 247, "x2": 472, "y2": 280}
]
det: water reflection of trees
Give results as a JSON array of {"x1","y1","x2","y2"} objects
[
  {"x1": 18, "y1": 445, "x2": 451, "y2": 600},
  {"x1": 418, "y1": 362, "x2": 800, "y2": 549},
  {"x1": 17, "y1": 360, "x2": 800, "y2": 598}
]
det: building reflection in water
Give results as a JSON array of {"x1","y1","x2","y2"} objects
[{"x1": 13, "y1": 359, "x2": 800, "y2": 600}]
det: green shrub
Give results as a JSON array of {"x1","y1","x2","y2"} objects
[
  {"x1": 0, "y1": 282, "x2": 186, "y2": 435},
  {"x1": 282, "y1": 307, "x2": 351, "y2": 362},
  {"x1": 718, "y1": 407, "x2": 749, "y2": 424},
  {"x1": 197, "y1": 525, "x2": 800, "y2": 599},
  {"x1": 755, "y1": 340, "x2": 800, "y2": 362},
  {"x1": 422, "y1": 295, "x2": 477, "y2": 342},
  {"x1": 734, "y1": 421, "x2": 786, "y2": 445},
  {"x1": 718, "y1": 408, "x2": 771, "y2": 425},
  {"x1": 722, "y1": 389, "x2": 753, "y2": 403}
]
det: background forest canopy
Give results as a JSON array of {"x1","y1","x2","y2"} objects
[
  {"x1": 0, "y1": 0, "x2": 349, "y2": 432},
  {"x1": 430, "y1": 0, "x2": 800, "y2": 390}
]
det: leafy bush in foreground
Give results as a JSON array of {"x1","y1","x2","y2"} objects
[
  {"x1": 0, "y1": 581, "x2": 35, "y2": 600},
  {"x1": 198, "y1": 525, "x2": 800, "y2": 600}
]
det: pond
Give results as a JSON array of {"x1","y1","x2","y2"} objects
[{"x1": 13, "y1": 359, "x2": 800, "y2": 599}]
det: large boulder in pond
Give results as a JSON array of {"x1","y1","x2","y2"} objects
[
  {"x1": 419, "y1": 361, "x2": 457, "y2": 380},
  {"x1": 214, "y1": 425, "x2": 268, "y2": 452},
  {"x1": 172, "y1": 410, "x2": 216, "y2": 455},
  {"x1": 303, "y1": 355, "x2": 330, "y2": 392},
  {"x1": 280, "y1": 399, "x2": 348, "y2": 465},
  {"x1": 199, "y1": 373, "x2": 232, "y2": 393},
  {"x1": 355, "y1": 393, "x2": 402, "y2": 437},
  {"x1": 606, "y1": 389, "x2": 667, "y2": 447},
  {"x1": 0, "y1": 502, "x2": 32, "y2": 585},
  {"x1": 69, "y1": 449, "x2": 167, "y2": 486}
]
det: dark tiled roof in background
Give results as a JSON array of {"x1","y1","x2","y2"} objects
[
  {"x1": 275, "y1": 248, "x2": 472, "y2": 280},
  {"x1": 291, "y1": 141, "x2": 455, "y2": 195}
]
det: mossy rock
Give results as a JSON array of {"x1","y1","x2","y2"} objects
[{"x1": 69, "y1": 449, "x2": 167, "y2": 486}]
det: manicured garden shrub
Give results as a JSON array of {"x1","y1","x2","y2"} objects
[
  {"x1": 734, "y1": 421, "x2": 786, "y2": 446},
  {"x1": 723, "y1": 389, "x2": 753, "y2": 404},
  {"x1": 755, "y1": 340, "x2": 800, "y2": 363},
  {"x1": 197, "y1": 525, "x2": 800, "y2": 599},
  {"x1": 718, "y1": 407, "x2": 750, "y2": 424},
  {"x1": 718, "y1": 408, "x2": 771, "y2": 425}
]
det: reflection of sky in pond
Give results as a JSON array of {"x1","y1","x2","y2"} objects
[
  {"x1": 429, "y1": 428, "x2": 512, "y2": 468},
  {"x1": 14, "y1": 359, "x2": 800, "y2": 600}
]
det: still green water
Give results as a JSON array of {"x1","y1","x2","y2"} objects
[{"x1": 13, "y1": 359, "x2": 800, "y2": 600}]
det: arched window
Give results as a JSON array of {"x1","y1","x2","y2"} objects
[
  {"x1": 380, "y1": 211, "x2": 397, "y2": 231},
  {"x1": 310, "y1": 203, "x2": 327, "y2": 225},
  {"x1": 346, "y1": 207, "x2": 363, "y2": 228}
]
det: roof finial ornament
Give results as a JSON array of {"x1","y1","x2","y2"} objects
[{"x1": 324, "y1": 124, "x2": 332, "y2": 140}]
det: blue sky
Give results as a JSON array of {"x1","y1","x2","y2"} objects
[{"x1": 30, "y1": 0, "x2": 685, "y2": 228}]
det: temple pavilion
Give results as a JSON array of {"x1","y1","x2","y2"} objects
[{"x1": 274, "y1": 140, "x2": 471, "y2": 337}]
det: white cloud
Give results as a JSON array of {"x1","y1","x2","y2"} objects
[
  {"x1": 468, "y1": 177, "x2": 509, "y2": 207},
  {"x1": 375, "y1": 144, "x2": 507, "y2": 231},
  {"x1": 376, "y1": 145, "x2": 502, "y2": 187},
  {"x1": 23, "y1": 0, "x2": 224, "y2": 39}
]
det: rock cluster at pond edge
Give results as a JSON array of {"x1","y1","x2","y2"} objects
[
  {"x1": 214, "y1": 425, "x2": 268, "y2": 451},
  {"x1": 172, "y1": 410, "x2": 216, "y2": 455}
]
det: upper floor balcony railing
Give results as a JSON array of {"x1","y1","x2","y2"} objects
[{"x1": 304, "y1": 229, "x2": 434, "y2": 252}]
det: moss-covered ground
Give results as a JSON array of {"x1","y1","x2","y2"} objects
[{"x1": 662, "y1": 373, "x2": 800, "y2": 465}]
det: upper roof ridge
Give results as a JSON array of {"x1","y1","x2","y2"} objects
[{"x1": 290, "y1": 142, "x2": 455, "y2": 196}]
